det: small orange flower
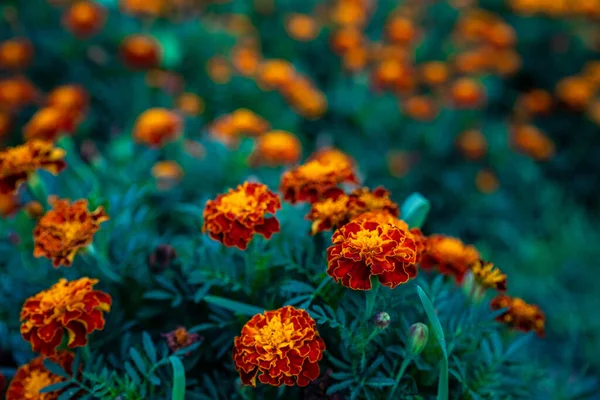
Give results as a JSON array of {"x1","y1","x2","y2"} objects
[
  {"x1": 133, "y1": 108, "x2": 182, "y2": 148},
  {"x1": 0, "y1": 140, "x2": 66, "y2": 195},
  {"x1": 386, "y1": 150, "x2": 415, "y2": 178},
  {"x1": 0, "y1": 38, "x2": 33, "y2": 70},
  {"x1": 342, "y1": 45, "x2": 370, "y2": 72},
  {"x1": 6, "y1": 352, "x2": 74, "y2": 400},
  {"x1": 285, "y1": 14, "x2": 320, "y2": 42},
  {"x1": 451, "y1": 78, "x2": 486, "y2": 108},
  {"x1": 280, "y1": 159, "x2": 358, "y2": 204},
  {"x1": 230, "y1": 108, "x2": 270, "y2": 137},
  {"x1": 453, "y1": 50, "x2": 489, "y2": 75},
  {"x1": 330, "y1": 27, "x2": 364, "y2": 55},
  {"x1": 327, "y1": 219, "x2": 418, "y2": 290},
  {"x1": 249, "y1": 130, "x2": 302, "y2": 167},
  {"x1": 63, "y1": 1, "x2": 106, "y2": 38},
  {"x1": 233, "y1": 306, "x2": 326, "y2": 387},
  {"x1": 0, "y1": 192, "x2": 19, "y2": 217},
  {"x1": 470, "y1": 260, "x2": 507, "y2": 291},
  {"x1": 0, "y1": 77, "x2": 38, "y2": 111},
  {"x1": 34, "y1": 197, "x2": 109, "y2": 267},
  {"x1": 207, "y1": 56, "x2": 232, "y2": 84},
  {"x1": 24, "y1": 200, "x2": 45, "y2": 219},
  {"x1": 203, "y1": 182, "x2": 281, "y2": 250},
  {"x1": 330, "y1": 0, "x2": 368, "y2": 26},
  {"x1": 231, "y1": 46, "x2": 260, "y2": 77},
  {"x1": 490, "y1": 295, "x2": 545, "y2": 337},
  {"x1": 176, "y1": 92, "x2": 204, "y2": 116},
  {"x1": 420, "y1": 234, "x2": 480, "y2": 283},
  {"x1": 152, "y1": 160, "x2": 183, "y2": 190},
  {"x1": 47, "y1": 85, "x2": 89, "y2": 120},
  {"x1": 517, "y1": 89, "x2": 553, "y2": 116},
  {"x1": 511, "y1": 124, "x2": 555, "y2": 161},
  {"x1": 20, "y1": 277, "x2": 112, "y2": 356},
  {"x1": 555, "y1": 76, "x2": 595, "y2": 110},
  {"x1": 456, "y1": 129, "x2": 487, "y2": 160},
  {"x1": 491, "y1": 48, "x2": 522, "y2": 76},
  {"x1": 308, "y1": 147, "x2": 355, "y2": 168},
  {"x1": 484, "y1": 23, "x2": 517, "y2": 48},
  {"x1": 372, "y1": 59, "x2": 413, "y2": 92},
  {"x1": 257, "y1": 59, "x2": 296, "y2": 90},
  {"x1": 420, "y1": 61, "x2": 450, "y2": 86},
  {"x1": 403, "y1": 95, "x2": 438, "y2": 121},
  {"x1": 120, "y1": 0, "x2": 167, "y2": 16},
  {"x1": 120, "y1": 35, "x2": 162, "y2": 70},
  {"x1": 163, "y1": 326, "x2": 200, "y2": 354},
  {"x1": 282, "y1": 79, "x2": 328, "y2": 119},
  {"x1": 23, "y1": 107, "x2": 76, "y2": 142},
  {"x1": 385, "y1": 17, "x2": 417, "y2": 45},
  {"x1": 475, "y1": 169, "x2": 499, "y2": 194},
  {"x1": 582, "y1": 61, "x2": 600, "y2": 88}
]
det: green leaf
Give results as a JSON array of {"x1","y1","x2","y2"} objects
[
  {"x1": 204, "y1": 295, "x2": 264, "y2": 317},
  {"x1": 43, "y1": 359, "x2": 71, "y2": 378},
  {"x1": 58, "y1": 387, "x2": 81, "y2": 400},
  {"x1": 129, "y1": 348, "x2": 147, "y2": 375},
  {"x1": 169, "y1": 356, "x2": 186, "y2": 400},
  {"x1": 416, "y1": 285, "x2": 448, "y2": 400},
  {"x1": 143, "y1": 290, "x2": 173, "y2": 300},
  {"x1": 401, "y1": 193, "x2": 431, "y2": 229},
  {"x1": 142, "y1": 332, "x2": 157, "y2": 364},
  {"x1": 39, "y1": 381, "x2": 72, "y2": 393},
  {"x1": 124, "y1": 361, "x2": 141, "y2": 384},
  {"x1": 365, "y1": 377, "x2": 396, "y2": 387},
  {"x1": 327, "y1": 379, "x2": 354, "y2": 395}
]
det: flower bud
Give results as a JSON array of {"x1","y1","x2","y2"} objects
[
  {"x1": 374, "y1": 311, "x2": 391, "y2": 329},
  {"x1": 408, "y1": 322, "x2": 429, "y2": 356},
  {"x1": 148, "y1": 244, "x2": 177, "y2": 273}
]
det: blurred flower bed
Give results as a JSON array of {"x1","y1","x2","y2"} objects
[{"x1": 0, "y1": 0, "x2": 599, "y2": 398}]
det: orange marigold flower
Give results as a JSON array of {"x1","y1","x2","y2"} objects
[
  {"x1": 0, "y1": 77, "x2": 38, "y2": 111},
  {"x1": 511, "y1": 124, "x2": 555, "y2": 161},
  {"x1": 24, "y1": 200, "x2": 45, "y2": 219},
  {"x1": 6, "y1": 352, "x2": 74, "y2": 400},
  {"x1": 308, "y1": 147, "x2": 355, "y2": 168},
  {"x1": 420, "y1": 234, "x2": 480, "y2": 283},
  {"x1": 203, "y1": 182, "x2": 281, "y2": 250},
  {"x1": 120, "y1": 34, "x2": 162, "y2": 70},
  {"x1": 163, "y1": 326, "x2": 200, "y2": 354},
  {"x1": 330, "y1": 0, "x2": 368, "y2": 26},
  {"x1": 257, "y1": 59, "x2": 296, "y2": 90},
  {"x1": 206, "y1": 56, "x2": 232, "y2": 84},
  {"x1": 420, "y1": 61, "x2": 450, "y2": 86},
  {"x1": 342, "y1": 45, "x2": 370, "y2": 72},
  {"x1": 285, "y1": 14, "x2": 320, "y2": 42},
  {"x1": 249, "y1": 130, "x2": 302, "y2": 167},
  {"x1": 47, "y1": 85, "x2": 89, "y2": 120},
  {"x1": 231, "y1": 46, "x2": 260, "y2": 77},
  {"x1": 385, "y1": 17, "x2": 418, "y2": 45},
  {"x1": 133, "y1": 108, "x2": 182, "y2": 148},
  {"x1": 176, "y1": 92, "x2": 204, "y2": 116},
  {"x1": 233, "y1": 306, "x2": 326, "y2": 387},
  {"x1": 517, "y1": 89, "x2": 553, "y2": 116},
  {"x1": 555, "y1": 76, "x2": 594, "y2": 110},
  {"x1": 283, "y1": 81, "x2": 328, "y2": 119},
  {"x1": 280, "y1": 160, "x2": 358, "y2": 204},
  {"x1": 152, "y1": 160, "x2": 183, "y2": 190},
  {"x1": 490, "y1": 295, "x2": 545, "y2": 337},
  {"x1": 0, "y1": 140, "x2": 66, "y2": 195},
  {"x1": 327, "y1": 220, "x2": 418, "y2": 290},
  {"x1": 0, "y1": 192, "x2": 19, "y2": 217},
  {"x1": 23, "y1": 107, "x2": 76, "y2": 142},
  {"x1": 387, "y1": 150, "x2": 416, "y2": 178},
  {"x1": 470, "y1": 259, "x2": 507, "y2": 291},
  {"x1": 450, "y1": 78, "x2": 486, "y2": 108},
  {"x1": 63, "y1": 1, "x2": 106, "y2": 39},
  {"x1": 20, "y1": 278, "x2": 112, "y2": 356},
  {"x1": 403, "y1": 95, "x2": 438, "y2": 121},
  {"x1": 120, "y1": 0, "x2": 167, "y2": 16},
  {"x1": 330, "y1": 27, "x2": 364, "y2": 55},
  {"x1": 455, "y1": 129, "x2": 487, "y2": 160},
  {"x1": 475, "y1": 169, "x2": 499, "y2": 194},
  {"x1": 33, "y1": 197, "x2": 108, "y2": 267},
  {"x1": 0, "y1": 38, "x2": 33, "y2": 70},
  {"x1": 229, "y1": 108, "x2": 270, "y2": 137}
]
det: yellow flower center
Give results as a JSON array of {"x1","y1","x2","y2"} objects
[
  {"x1": 22, "y1": 370, "x2": 59, "y2": 399},
  {"x1": 349, "y1": 229, "x2": 384, "y2": 251},
  {"x1": 313, "y1": 196, "x2": 348, "y2": 215},
  {"x1": 255, "y1": 315, "x2": 295, "y2": 350},
  {"x1": 298, "y1": 160, "x2": 338, "y2": 180},
  {"x1": 472, "y1": 262, "x2": 505, "y2": 287},
  {"x1": 434, "y1": 238, "x2": 465, "y2": 257},
  {"x1": 218, "y1": 190, "x2": 258, "y2": 214}
]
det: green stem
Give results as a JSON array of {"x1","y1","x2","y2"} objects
[
  {"x1": 389, "y1": 357, "x2": 413, "y2": 400},
  {"x1": 364, "y1": 278, "x2": 380, "y2": 323},
  {"x1": 27, "y1": 172, "x2": 48, "y2": 208}
]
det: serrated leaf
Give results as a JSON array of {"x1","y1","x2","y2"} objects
[
  {"x1": 170, "y1": 356, "x2": 186, "y2": 400},
  {"x1": 39, "y1": 381, "x2": 72, "y2": 393},
  {"x1": 43, "y1": 359, "x2": 71, "y2": 378},
  {"x1": 142, "y1": 332, "x2": 157, "y2": 364}
]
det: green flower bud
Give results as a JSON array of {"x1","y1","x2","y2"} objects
[
  {"x1": 374, "y1": 312, "x2": 391, "y2": 329},
  {"x1": 408, "y1": 322, "x2": 429, "y2": 356}
]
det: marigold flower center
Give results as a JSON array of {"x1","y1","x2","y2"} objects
[
  {"x1": 173, "y1": 328, "x2": 190, "y2": 346},
  {"x1": 218, "y1": 191, "x2": 258, "y2": 214},
  {"x1": 348, "y1": 229, "x2": 384, "y2": 251},
  {"x1": 255, "y1": 316, "x2": 294, "y2": 350},
  {"x1": 22, "y1": 370, "x2": 58, "y2": 398}
]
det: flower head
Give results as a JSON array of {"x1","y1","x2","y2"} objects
[
  {"x1": 0, "y1": 192, "x2": 19, "y2": 217},
  {"x1": 0, "y1": 140, "x2": 66, "y2": 195},
  {"x1": 233, "y1": 306, "x2": 326, "y2": 387},
  {"x1": 23, "y1": 107, "x2": 76, "y2": 142},
  {"x1": 511, "y1": 124, "x2": 555, "y2": 161},
  {"x1": 203, "y1": 182, "x2": 281, "y2": 250},
  {"x1": 63, "y1": 1, "x2": 106, "y2": 38},
  {"x1": 456, "y1": 129, "x2": 487, "y2": 160},
  {"x1": 163, "y1": 327, "x2": 200, "y2": 354},
  {"x1": 451, "y1": 77, "x2": 485, "y2": 108},
  {"x1": 209, "y1": 109, "x2": 270, "y2": 147},
  {"x1": 490, "y1": 295, "x2": 545, "y2": 337},
  {"x1": 6, "y1": 352, "x2": 74, "y2": 400},
  {"x1": 0, "y1": 38, "x2": 33, "y2": 70},
  {"x1": 374, "y1": 312, "x2": 391, "y2": 329},
  {"x1": 151, "y1": 160, "x2": 183, "y2": 190},
  {"x1": 176, "y1": 93, "x2": 204, "y2": 116},
  {"x1": 285, "y1": 14, "x2": 320, "y2": 42},
  {"x1": 120, "y1": 34, "x2": 161, "y2": 70},
  {"x1": 133, "y1": 108, "x2": 181, "y2": 148},
  {"x1": 470, "y1": 260, "x2": 507, "y2": 291},
  {"x1": 308, "y1": 147, "x2": 355, "y2": 168},
  {"x1": 20, "y1": 278, "x2": 112, "y2": 356},
  {"x1": 280, "y1": 160, "x2": 358, "y2": 204},
  {"x1": 420, "y1": 234, "x2": 480, "y2": 283},
  {"x1": 249, "y1": 130, "x2": 302, "y2": 167},
  {"x1": 326, "y1": 220, "x2": 418, "y2": 290},
  {"x1": 47, "y1": 85, "x2": 89, "y2": 121},
  {"x1": 0, "y1": 77, "x2": 38, "y2": 111},
  {"x1": 33, "y1": 197, "x2": 109, "y2": 267},
  {"x1": 257, "y1": 59, "x2": 296, "y2": 90}
]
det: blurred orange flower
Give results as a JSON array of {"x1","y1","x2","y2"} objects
[
  {"x1": 556, "y1": 76, "x2": 595, "y2": 109},
  {"x1": 403, "y1": 95, "x2": 438, "y2": 121},
  {"x1": 456, "y1": 129, "x2": 487, "y2": 160},
  {"x1": 280, "y1": 159, "x2": 358, "y2": 204},
  {"x1": 0, "y1": 77, "x2": 38, "y2": 111},
  {"x1": 286, "y1": 14, "x2": 320, "y2": 42},
  {"x1": 0, "y1": 192, "x2": 18, "y2": 217},
  {"x1": 490, "y1": 295, "x2": 545, "y2": 337},
  {"x1": 120, "y1": 0, "x2": 167, "y2": 16},
  {"x1": 451, "y1": 77, "x2": 486, "y2": 108},
  {"x1": 385, "y1": 17, "x2": 417, "y2": 45},
  {"x1": 512, "y1": 124, "x2": 555, "y2": 161},
  {"x1": 470, "y1": 260, "x2": 507, "y2": 291},
  {"x1": 207, "y1": 56, "x2": 232, "y2": 84},
  {"x1": 176, "y1": 92, "x2": 204, "y2": 116},
  {"x1": 233, "y1": 306, "x2": 325, "y2": 387},
  {"x1": 0, "y1": 111, "x2": 12, "y2": 139},
  {"x1": 327, "y1": 219, "x2": 418, "y2": 290},
  {"x1": 0, "y1": 38, "x2": 33, "y2": 70},
  {"x1": 330, "y1": 27, "x2": 364, "y2": 55},
  {"x1": 34, "y1": 197, "x2": 109, "y2": 267},
  {"x1": 120, "y1": 35, "x2": 162, "y2": 70},
  {"x1": 250, "y1": 130, "x2": 302, "y2": 167},
  {"x1": 6, "y1": 352, "x2": 74, "y2": 400},
  {"x1": 0, "y1": 140, "x2": 66, "y2": 195},
  {"x1": 386, "y1": 150, "x2": 415, "y2": 178},
  {"x1": 47, "y1": 84, "x2": 89, "y2": 121},
  {"x1": 133, "y1": 108, "x2": 182, "y2": 147},
  {"x1": 23, "y1": 107, "x2": 76, "y2": 142},
  {"x1": 20, "y1": 277, "x2": 112, "y2": 356},
  {"x1": 163, "y1": 326, "x2": 200, "y2": 354},
  {"x1": 517, "y1": 89, "x2": 553, "y2": 116},
  {"x1": 475, "y1": 169, "x2": 499, "y2": 194},
  {"x1": 420, "y1": 61, "x2": 450, "y2": 86},
  {"x1": 421, "y1": 234, "x2": 480, "y2": 283},
  {"x1": 152, "y1": 161, "x2": 184, "y2": 190},
  {"x1": 257, "y1": 59, "x2": 296, "y2": 90},
  {"x1": 203, "y1": 182, "x2": 281, "y2": 250},
  {"x1": 231, "y1": 46, "x2": 261, "y2": 77},
  {"x1": 309, "y1": 147, "x2": 355, "y2": 168},
  {"x1": 282, "y1": 78, "x2": 328, "y2": 119},
  {"x1": 63, "y1": 1, "x2": 106, "y2": 38}
]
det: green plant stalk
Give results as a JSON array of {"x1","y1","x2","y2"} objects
[
  {"x1": 389, "y1": 356, "x2": 413, "y2": 400},
  {"x1": 364, "y1": 278, "x2": 380, "y2": 323}
]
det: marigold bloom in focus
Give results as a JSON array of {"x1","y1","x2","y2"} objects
[
  {"x1": 555, "y1": 76, "x2": 595, "y2": 109},
  {"x1": 475, "y1": 169, "x2": 499, "y2": 194},
  {"x1": 0, "y1": 78, "x2": 38, "y2": 111},
  {"x1": 257, "y1": 59, "x2": 296, "y2": 90},
  {"x1": 47, "y1": 85, "x2": 89, "y2": 120},
  {"x1": 20, "y1": 277, "x2": 112, "y2": 356},
  {"x1": 420, "y1": 61, "x2": 450, "y2": 86},
  {"x1": 176, "y1": 92, "x2": 204, "y2": 116},
  {"x1": 0, "y1": 38, "x2": 33, "y2": 70},
  {"x1": 63, "y1": 1, "x2": 106, "y2": 38},
  {"x1": 421, "y1": 234, "x2": 480, "y2": 283},
  {"x1": 207, "y1": 56, "x2": 232, "y2": 84},
  {"x1": 163, "y1": 326, "x2": 200, "y2": 354},
  {"x1": 280, "y1": 159, "x2": 358, "y2": 204},
  {"x1": 490, "y1": 294, "x2": 545, "y2": 337},
  {"x1": 456, "y1": 129, "x2": 487, "y2": 160},
  {"x1": 233, "y1": 306, "x2": 325, "y2": 387},
  {"x1": 6, "y1": 352, "x2": 74, "y2": 400},
  {"x1": 403, "y1": 95, "x2": 438, "y2": 121},
  {"x1": 250, "y1": 130, "x2": 302, "y2": 167},
  {"x1": 512, "y1": 124, "x2": 555, "y2": 161},
  {"x1": 133, "y1": 108, "x2": 182, "y2": 148},
  {"x1": 120, "y1": 35, "x2": 161, "y2": 70},
  {"x1": 203, "y1": 182, "x2": 281, "y2": 250},
  {"x1": 327, "y1": 219, "x2": 418, "y2": 290},
  {"x1": 286, "y1": 14, "x2": 320, "y2": 42},
  {"x1": 34, "y1": 197, "x2": 108, "y2": 267},
  {"x1": 24, "y1": 107, "x2": 75, "y2": 141},
  {"x1": 451, "y1": 78, "x2": 485, "y2": 108},
  {"x1": 0, "y1": 140, "x2": 66, "y2": 195}
]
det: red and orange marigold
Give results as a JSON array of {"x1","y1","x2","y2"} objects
[
  {"x1": 6, "y1": 352, "x2": 74, "y2": 400},
  {"x1": 420, "y1": 234, "x2": 480, "y2": 283},
  {"x1": 0, "y1": 140, "x2": 66, "y2": 195},
  {"x1": 490, "y1": 294, "x2": 545, "y2": 337},
  {"x1": 233, "y1": 306, "x2": 326, "y2": 387},
  {"x1": 249, "y1": 130, "x2": 302, "y2": 167},
  {"x1": 23, "y1": 107, "x2": 76, "y2": 142},
  {"x1": 203, "y1": 182, "x2": 281, "y2": 250},
  {"x1": 20, "y1": 278, "x2": 112, "y2": 356},
  {"x1": 163, "y1": 326, "x2": 200, "y2": 354},
  {"x1": 280, "y1": 160, "x2": 358, "y2": 204},
  {"x1": 326, "y1": 219, "x2": 418, "y2": 290},
  {"x1": 33, "y1": 197, "x2": 109, "y2": 267}
]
